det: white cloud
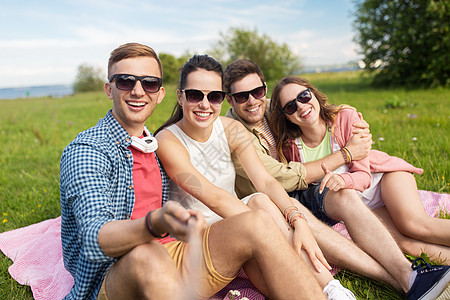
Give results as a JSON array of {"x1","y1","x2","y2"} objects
[{"x1": 0, "y1": 0, "x2": 360, "y2": 88}]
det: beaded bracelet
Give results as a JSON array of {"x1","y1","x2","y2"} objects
[
  {"x1": 284, "y1": 207, "x2": 299, "y2": 223},
  {"x1": 145, "y1": 211, "x2": 169, "y2": 239},
  {"x1": 289, "y1": 212, "x2": 308, "y2": 227},
  {"x1": 283, "y1": 205, "x2": 297, "y2": 216}
]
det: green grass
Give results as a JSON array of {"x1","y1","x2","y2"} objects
[{"x1": 0, "y1": 71, "x2": 449, "y2": 299}]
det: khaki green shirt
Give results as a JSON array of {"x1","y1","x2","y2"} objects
[{"x1": 225, "y1": 108, "x2": 308, "y2": 198}]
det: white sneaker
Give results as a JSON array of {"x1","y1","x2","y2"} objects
[{"x1": 323, "y1": 279, "x2": 357, "y2": 300}]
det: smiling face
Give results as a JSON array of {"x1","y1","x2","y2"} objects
[
  {"x1": 228, "y1": 73, "x2": 267, "y2": 128},
  {"x1": 177, "y1": 69, "x2": 223, "y2": 136},
  {"x1": 278, "y1": 83, "x2": 321, "y2": 129},
  {"x1": 104, "y1": 56, "x2": 165, "y2": 136}
]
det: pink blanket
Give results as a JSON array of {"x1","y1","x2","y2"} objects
[{"x1": 0, "y1": 190, "x2": 448, "y2": 300}]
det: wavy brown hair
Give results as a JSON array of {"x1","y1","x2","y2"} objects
[{"x1": 269, "y1": 76, "x2": 343, "y2": 164}]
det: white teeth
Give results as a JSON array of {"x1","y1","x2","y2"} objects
[
  {"x1": 301, "y1": 108, "x2": 311, "y2": 117},
  {"x1": 247, "y1": 106, "x2": 258, "y2": 112},
  {"x1": 195, "y1": 112, "x2": 210, "y2": 117},
  {"x1": 128, "y1": 101, "x2": 145, "y2": 107}
]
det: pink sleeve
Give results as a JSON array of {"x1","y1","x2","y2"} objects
[{"x1": 333, "y1": 109, "x2": 371, "y2": 192}]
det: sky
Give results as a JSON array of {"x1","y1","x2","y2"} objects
[{"x1": 0, "y1": 0, "x2": 360, "y2": 88}]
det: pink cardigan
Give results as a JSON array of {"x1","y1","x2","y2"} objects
[{"x1": 283, "y1": 108, "x2": 423, "y2": 192}]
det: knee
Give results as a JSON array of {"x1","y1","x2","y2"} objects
[
  {"x1": 238, "y1": 209, "x2": 276, "y2": 239},
  {"x1": 396, "y1": 216, "x2": 430, "y2": 238},
  {"x1": 125, "y1": 243, "x2": 178, "y2": 288},
  {"x1": 325, "y1": 189, "x2": 363, "y2": 217},
  {"x1": 247, "y1": 193, "x2": 274, "y2": 210}
]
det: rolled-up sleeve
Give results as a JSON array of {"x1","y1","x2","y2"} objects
[{"x1": 233, "y1": 133, "x2": 307, "y2": 197}]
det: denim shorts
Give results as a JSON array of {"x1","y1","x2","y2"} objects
[{"x1": 288, "y1": 185, "x2": 339, "y2": 226}]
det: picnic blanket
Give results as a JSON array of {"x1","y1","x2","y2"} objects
[{"x1": 0, "y1": 190, "x2": 448, "y2": 300}]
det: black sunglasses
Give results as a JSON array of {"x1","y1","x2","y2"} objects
[
  {"x1": 281, "y1": 88, "x2": 312, "y2": 115},
  {"x1": 181, "y1": 89, "x2": 226, "y2": 105},
  {"x1": 109, "y1": 74, "x2": 162, "y2": 93},
  {"x1": 231, "y1": 84, "x2": 266, "y2": 104}
]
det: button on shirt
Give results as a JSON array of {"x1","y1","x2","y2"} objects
[{"x1": 60, "y1": 111, "x2": 168, "y2": 299}]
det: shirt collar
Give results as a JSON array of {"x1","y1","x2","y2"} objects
[{"x1": 104, "y1": 110, "x2": 133, "y2": 148}]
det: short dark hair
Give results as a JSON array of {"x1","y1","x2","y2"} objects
[
  {"x1": 107, "y1": 43, "x2": 162, "y2": 78},
  {"x1": 223, "y1": 59, "x2": 265, "y2": 93}
]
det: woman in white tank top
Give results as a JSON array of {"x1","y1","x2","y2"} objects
[{"x1": 154, "y1": 55, "x2": 361, "y2": 299}]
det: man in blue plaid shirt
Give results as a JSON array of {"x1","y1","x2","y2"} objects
[{"x1": 59, "y1": 43, "x2": 326, "y2": 300}]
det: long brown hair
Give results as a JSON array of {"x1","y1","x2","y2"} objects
[
  {"x1": 154, "y1": 54, "x2": 223, "y2": 135},
  {"x1": 269, "y1": 76, "x2": 343, "y2": 163}
]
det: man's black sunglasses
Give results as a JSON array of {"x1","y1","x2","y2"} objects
[
  {"x1": 230, "y1": 84, "x2": 266, "y2": 104},
  {"x1": 109, "y1": 74, "x2": 162, "y2": 93}
]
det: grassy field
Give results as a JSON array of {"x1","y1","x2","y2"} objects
[{"x1": 0, "y1": 70, "x2": 448, "y2": 299}]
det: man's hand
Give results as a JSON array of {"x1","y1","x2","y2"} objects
[
  {"x1": 152, "y1": 201, "x2": 206, "y2": 241},
  {"x1": 345, "y1": 119, "x2": 372, "y2": 161}
]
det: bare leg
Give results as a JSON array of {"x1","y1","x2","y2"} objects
[
  {"x1": 247, "y1": 194, "x2": 333, "y2": 289},
  {"x1": 300, "y1": 205, "x2": 403, "y2": 290},
  {"x1": 106, "y1": 241, "x2": 184, "y2": 300},
  {"x1": 248, "y1": 193, "x2": 402, "y2": 291},
  {"x1": 324, "y1": 188, "x2": 413, "y2": 292},
  {"x1": 374, "y1": 206, "x2": 450, "y2": 264},
  {"x1": 208, "y1": 209, "x2": 325, "y2": 299},
  {"x1": 380, "y1": 171, "x2": 450, "y2": 247}
]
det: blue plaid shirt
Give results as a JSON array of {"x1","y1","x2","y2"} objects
[{"x1": 60, "y1": 111, "x2": 169, "y2": 300}]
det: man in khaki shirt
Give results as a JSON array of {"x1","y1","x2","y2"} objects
[{"x1": 222, "y1": 60, "x2": 448, "y2": 297}]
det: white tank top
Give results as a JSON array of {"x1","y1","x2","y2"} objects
[{"x1": 166, "y1": 118, "x2": 237, "y2": 224}]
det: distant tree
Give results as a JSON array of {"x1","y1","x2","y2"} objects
[
  {"x1": 73, "y1": 64, "x2": 105, "y2": 93},
  {"x1": 210, "y1": 27, "x2": 302, "y2": 83},
  {"x1": 353, "y1": 0, "x2": 450, "y2": 87},
  {"x1": 159, "y1": 53, "x2": 190, "y2": 85}
]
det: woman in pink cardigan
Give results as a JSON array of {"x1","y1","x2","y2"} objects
[{"x1": 268, "y1": 76, "x2": 449, "y2": 261}]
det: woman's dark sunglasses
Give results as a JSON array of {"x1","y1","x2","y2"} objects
[
  {"x1": 231, "y1": 84, "x2": 266, "y2": 104},
  {"x1": 182, "y1": 89, "x2": 226, "y2": 105},
  {"x1": 109, "y1": 74, "x2": 162, "y2": 93},
  {"x1": 281, "y1": 88, "x2": 312, "y2": 115}
]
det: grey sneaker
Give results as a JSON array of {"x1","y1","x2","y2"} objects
[{"x1": 323, "y1": 279, "x2": 357, "y2": 300}]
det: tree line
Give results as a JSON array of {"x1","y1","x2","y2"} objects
[
  {"x1": 73, "y1": 27, "x2": 301, "y2": 93},
  {"x1": 74, "y1": 0, "x2": 449, "y2": 93}
]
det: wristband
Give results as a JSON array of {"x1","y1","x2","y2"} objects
[
  {"x1": 340, "y1": 148, "x2": 350, "y2": 164},
  {"x1": 145, "y1": 211, "x2": 169, "y2": 238},
  {"x1": 284, "y1": 207, "x2": 299, "y2": 223},
  {"x1": 342, "y1": 147, "x2": 353, "y2": 162},
  {"x1": 289, "y1": 212, "x2": 308, "y2": 227},
  {"x1": 283, "y1": 205, "x2": 297, "y2": 216}
]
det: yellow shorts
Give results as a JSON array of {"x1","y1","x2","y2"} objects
[{"x1": 97, "y1": 225, "x2": 235, "y2": 299}]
